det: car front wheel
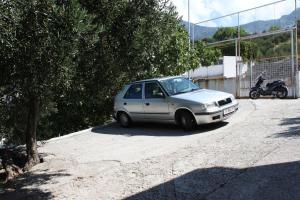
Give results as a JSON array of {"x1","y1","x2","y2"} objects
[{"x1": 179, "y1": 111, "x2": 196, "y2": 131}]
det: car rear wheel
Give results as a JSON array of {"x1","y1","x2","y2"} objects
[
  {"x1": 118, "y1": 112, "x2": 131, "y2": 128},
  {"x1": 179, "y1": 111, "x2": 196, "y2": 131}
]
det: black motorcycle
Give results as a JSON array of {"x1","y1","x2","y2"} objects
[{"x1": 249, "y1": 73, "x2": 288, "y2": 99}]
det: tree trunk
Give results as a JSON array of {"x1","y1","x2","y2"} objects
[
  {"x1": 0, "y1": 149, "x2": 25, "y2": 182},
  {"x1": 24, "y1": 96, "x2": 40, "y2": 170}
]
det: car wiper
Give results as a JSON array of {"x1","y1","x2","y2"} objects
[
  {"x1": 173, "y1": 89, "x2": 199, "y2": 95},
  {"x1": 191, "y1": 88, "x2": 201, "y2": 92},
  {"x1": 173, "y1": 92, "x2": 186, "y2": 95}
]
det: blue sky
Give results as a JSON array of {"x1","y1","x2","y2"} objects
[{"x1": 170, "y1": 0, "x2": 296, "y2": 26}]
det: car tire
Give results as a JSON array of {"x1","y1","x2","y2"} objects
[
  {"x1": 118, "y1": 112, "x2": 131, "y2": 128},
  {"x1": 179, "y1": 111, "x2": 196, "y2": 131}
]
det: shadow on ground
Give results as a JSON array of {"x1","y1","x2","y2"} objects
[
  {"x1": 0, "y1": 169, "x2": 70, "y2": 200},
  {"x1": 274, "y1": 117, "x2": 300, "y2": 138},
  {"x1": 125, "y1": 161, "x2": 300, "y2": 200},
  {"x1": 91, "y1": 121, "x2": 229, "y2": 137}
]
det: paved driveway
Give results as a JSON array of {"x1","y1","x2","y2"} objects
[{"x1": 2, "y1": 99, "x2": 300, "y2": 200}]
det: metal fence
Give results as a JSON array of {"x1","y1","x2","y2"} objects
[
  {"x1": 238, "y1": 56, "x2": 296, "y2": 98},
  {"x1": 191, "y1": 0, "x2": 299, "y2": 98},
  {"x1": 237, "y1": 27, "x2": 297, "y2": 98}
]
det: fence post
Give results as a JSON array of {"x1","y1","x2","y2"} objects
[
  {"x1": 250, "y1": 61, "x2": 253, "y2": 89},
  {"x1": 235, "y1": 39, "x2": 239, "y2": 98},
  {"x1": 291, "y1": 29, "x2": 296, "y2": 98},
  {"x1": 295, "y1": 0, "x2": 299, "y2": 98}
]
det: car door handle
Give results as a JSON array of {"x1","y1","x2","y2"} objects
[
  {"x1": 123, "y1": 102, "x2": 127, "y2": 105},
  {"x1": 145, "y1": 103, "x2": 150, "y2": 106}
]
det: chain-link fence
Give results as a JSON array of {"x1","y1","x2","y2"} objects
[
  {"x1": 238, "y1": 56, "x2": 296, "y2": 97},
  {"x1": 192, "y1": 0, "x2": 299, "y2": 98}
]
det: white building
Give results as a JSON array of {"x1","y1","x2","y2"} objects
[
  {"x1": 184, "y1": 56, "x2": 247, "y2": 96},
  {"x1": 185, "y1": 56, "x2": 244, "y2": 79}
]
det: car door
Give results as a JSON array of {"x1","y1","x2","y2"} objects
[
  {"x1": 143, "y1": 81, "x2": 171, "y2": 121},
  {"x1": 122, "y1": 83, "x2": 145, "y2": 120}
]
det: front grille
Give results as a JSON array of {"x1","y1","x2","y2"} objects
[{"x1": 218, "y1": 98, "x2": 232, "y2": 107}]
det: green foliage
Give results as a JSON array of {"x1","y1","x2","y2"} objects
[
  {"x1": 0, "y1": 0, "x2": 202, "y2": 144},
  {"x1": 210, "y1": 27, "x2": 257, "y2": 61},
  {"x1": 240, "y1": 41, "x2": 258, "y2": 61},
  {"x1": 201, "y1": 26, "x2": 291, "y2": 61},
  {"x1": 213, "y1": 27, "x2": 248, "y2": 41},
  {"x1": 254, "y1": 32, "x2": 291, "y2": 58},
  {"x1": 0, "y1": 0, "x2": 99, "y2": 143},
  {"x1": 194, "y1": 41, "x2": 221, "y2": 66},
  {"x1": 78, "y1": 0, "x2": 199, "y2": 78},
  {"x1": 0, "y1": 0, "x2": 75, "y2": 142},
  {"x1": 268, "y1": 25, "x2": 281, "y2": 32}
]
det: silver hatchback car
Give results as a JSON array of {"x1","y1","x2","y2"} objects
[{"x1": 114, "y1": 76, "x2": 238, "y2": 130}]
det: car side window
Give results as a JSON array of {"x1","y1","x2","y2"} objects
[
  {"x1": 145, "y1": 82, "x2": 165, "y2": 99},
  {"x1": 124, "y1": 84, "x2": 143, "y2": 99}
]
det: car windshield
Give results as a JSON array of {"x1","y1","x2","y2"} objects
[{"x1": 159, "y1": 77, "x2": 201, "y2": 96}]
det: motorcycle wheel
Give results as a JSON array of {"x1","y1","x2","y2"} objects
[
  {"x1": 249, "y1": 90, "x2": 260, "y2": 99},
  {"x1": 276, "y1": 87, "x2": 288, "y2": 99}
]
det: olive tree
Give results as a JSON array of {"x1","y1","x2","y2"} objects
[{"x1": 0, "y1": 0, "x2": 91, "y2": 170}]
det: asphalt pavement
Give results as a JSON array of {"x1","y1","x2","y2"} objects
[{"x1": 2, "y1": 99, "x2": 300, "y2": 200}]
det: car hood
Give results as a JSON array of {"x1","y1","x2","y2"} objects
[{"x1": 170, "y1": 89, "x2": 232, "y2": 104}]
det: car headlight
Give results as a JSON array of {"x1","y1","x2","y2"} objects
[
  {"x1": 197, "y1": 104, "x2": 206, "y2": 111},
  {"x1": 205, "y1": 102, "x2": 218, "y2": 109}
]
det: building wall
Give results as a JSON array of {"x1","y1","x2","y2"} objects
[
  {"x1": 185, "y1": 56, "x2": 238, "y2": 80},
  {"x1": 196, "y1": 78, "x2": 237, "y2": 96},
  {"x1": 223, "y1": 56, "x2": 237, "y2": 78},
  {"x1": 197, "y1": 77, "x2": 296, "y2": 98},
  {"x1": 187, "y1": 64, "x2": 223, "y2": 79}
]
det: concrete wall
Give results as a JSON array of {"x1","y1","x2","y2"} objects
[
  {"x1": 187, "y1": 64, "x2": 223, "y2": 79},
  {"x1": 185, "y1": 56, "x2": 238, "y2": 79},
  {"x1": 197, "y1": 77, "x2": 296, "y2": 98},
  {"x1": 196, "y1": 78, "x2": 237, "y2": 96}
]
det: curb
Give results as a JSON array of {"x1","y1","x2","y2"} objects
[
  {"x1": 46, "y1": 127, "x2": 93, "y2": 142},
  {"x1": 45, "y1": 120, "x2": 116, "y2": 143}
]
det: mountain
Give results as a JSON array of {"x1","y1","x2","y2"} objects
[
  {"x1": 182, "y1": 21, "x2": 217, "y2": 40},
  {"x1": 183, "y1": 8, "x2": 300, "y2": 40}
]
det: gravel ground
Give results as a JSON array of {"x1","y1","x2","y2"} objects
[{"x1": 2, "y1": 99, "x2": 300, "y2": 200}]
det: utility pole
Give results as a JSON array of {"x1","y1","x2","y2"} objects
[
  {"x1": 188, "y1": 0, "x2": 190, "y2": 46},
  {"x1": 188, "y1": 0, "x2": 191, "y2": 79},
  {"x1": 295, "y1": 0, "x2": 299, "y2": 98}
]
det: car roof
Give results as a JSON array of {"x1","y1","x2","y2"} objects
[{"x1": 132, "y1": 76, "x2": 184, "y2": 84}]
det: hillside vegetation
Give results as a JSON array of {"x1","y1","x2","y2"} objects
[{"x1": 202, "y1": 25, "x2": 295, "y2": 61}]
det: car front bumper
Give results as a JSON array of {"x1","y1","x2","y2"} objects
[{"x1": 194, "y1": 103, "x2": 239, "y2": 124}]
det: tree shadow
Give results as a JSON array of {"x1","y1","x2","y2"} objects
[
  {"x1": 0, "y1": 169, "x2": 71, "y2": 200},
  {"x1": 273, "y1": 117, "x2": 300, "y2": 138},
  {"x1": 91, "y1": 122, "x2": 229, "y2": 137},
  {"x1": 125, "y1": 161, "x2": 300, "y2": 200}
]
